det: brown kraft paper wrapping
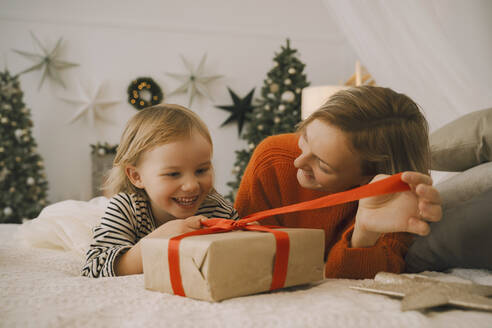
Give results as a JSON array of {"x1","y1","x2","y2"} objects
[{"x1": 141, "y1": 228, "x2": 325, "y2": 302}]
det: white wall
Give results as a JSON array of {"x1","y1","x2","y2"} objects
[{"x1": 0, "y1": 0, "x2": 358, "y2": 202}]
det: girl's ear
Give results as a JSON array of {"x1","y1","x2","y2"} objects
[{"x1": 125, "y1": 165, "x2": 144, "y2": 189}]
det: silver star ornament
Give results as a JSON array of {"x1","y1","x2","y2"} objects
[
  {"x1": 351, "y1": 272, "x2": 492, "y2": 312},
  {"x1": 166, "y1": 54, "x2": 222, "y2": 107},
  {"x1": 12, "y1": 32, "x2": 79, "y2": 90},
  {"x1": 59, "y1": 80, "x2": 120, "y2": 127}
]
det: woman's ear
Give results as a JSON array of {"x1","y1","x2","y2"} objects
[{"x1": 125, "y1": 165, "x2": 144, "y2": 189}]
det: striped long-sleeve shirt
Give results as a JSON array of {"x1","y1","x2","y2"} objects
[{"x1": 81, "y1": 190, "x2": 238, "y2": 278}]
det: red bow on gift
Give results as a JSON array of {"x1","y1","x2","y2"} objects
[{"x1": 168, "y1": 173, "x2": 410, "y2": 297}]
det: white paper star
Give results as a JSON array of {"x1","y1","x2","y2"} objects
[
  {"x1": 59, "y1": 80, "x2": 120, "y2": 127},
  {"x1": 351, "y1": 272, "x2": 492, "y2": 312},
  {"x1": 166, "y1": 54, "x2": 222, "y2": 107},
  {"x1": 12, "y1": 32, "x2": 79, "y2": 90}
]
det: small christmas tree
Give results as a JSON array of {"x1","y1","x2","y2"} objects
[
  {"x1": 0, "y1": 70, "x2": 49, "y2": 223},
  {"x1": 226, "y1": 39, "x2": 310, "y2": 201}
]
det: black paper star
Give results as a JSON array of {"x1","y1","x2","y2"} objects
[{"x1": 216, "y1": 88, "x2": 255, "y2": 135}]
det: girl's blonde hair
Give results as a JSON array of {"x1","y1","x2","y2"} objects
[
  {"x1": 297, "y1": 86, "x2": 430, "y2": 176},
  {"x1": 104, "y1": 104, "x2": 213, "y2": 196}
]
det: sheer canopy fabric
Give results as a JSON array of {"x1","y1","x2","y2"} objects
[{"x1": 323, "y1": 0, "x2": 492, "y2": 131}]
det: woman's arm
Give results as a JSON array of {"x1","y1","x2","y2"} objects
[
  {"x1": 351, "y1": 172, "x2": 442, "y2": 248},
  {"x1": 322, "y1": 172, "x2": 441, "y2": 279},
  {"x1": 325, "y1": 226, "x2": 413, "y2": 278}
]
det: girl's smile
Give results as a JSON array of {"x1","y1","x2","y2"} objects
[{"x1": 172, "y1": 195, "x2": 200, "y2": 208}]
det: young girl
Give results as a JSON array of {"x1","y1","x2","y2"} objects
[
  {"x1": 82, "y1": 104, "x2": 238, "y2": 278},
  {"x1": 235, "y1": 86, "x2": 442, "y2": 279}
]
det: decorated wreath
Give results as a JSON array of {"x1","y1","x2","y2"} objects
[
  {"x1": 90, "y1": 142, "x2": 118, "y2": 156},
  {"x1": 127, "y1": 77, "x2": 163, "y2": 110}
]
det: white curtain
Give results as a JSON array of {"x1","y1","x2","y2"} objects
[{"x1": 323, "y1": 0, "x2": 492, "y2": 131}]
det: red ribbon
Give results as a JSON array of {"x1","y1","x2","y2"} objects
[{"x1": 168, "y1": 172, "x2": 410, "y2": 297}]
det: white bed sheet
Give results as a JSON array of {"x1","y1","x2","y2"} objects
[{"x1": 2, "y1": 224, "x2": 492, "y2": 328}]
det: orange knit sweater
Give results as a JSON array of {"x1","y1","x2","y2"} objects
[{"x1": 234, "y1": 133, "x2": 413, "y2": 279}]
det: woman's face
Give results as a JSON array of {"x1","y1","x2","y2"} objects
[{"x1": 294, "y1": 119, "x2": 369, "y2": 193}]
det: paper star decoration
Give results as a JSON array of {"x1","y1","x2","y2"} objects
[
  {"x1": 351, "y1": 272, "x2": 492, "y2": 312},
  {"x1": 216, "y1": 88, "x2": 255, "y2": 136},
  {"x1": 59, "y1": 80, "x2": 120, "y2": 127},
  {"x1": 166, "y1": 54, "x2": 222, "y2": 107},
  {"x1": 12, "y1": 32, "x2": 79, "y2": 90}
]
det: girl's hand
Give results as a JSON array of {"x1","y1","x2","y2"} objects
[
  {"x1": 116, "y1": 215, "x2": 208, "y2": 276},
  {"x1": 146, "y1": 215, "x2": 208, "y2": 239},
  {"x1": 247, "y1": 221, "x2": 260, "y2": 225},
  {"x1": 351, "y1": 172, "x2": 442, "y2": 247}
]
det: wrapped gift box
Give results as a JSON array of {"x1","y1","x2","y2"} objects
[{"x1": 141, "y1": 228, "x2": 325, "y2": 302}]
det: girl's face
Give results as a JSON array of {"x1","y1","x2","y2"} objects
[
  {"x1": 294, "y1": 119, "x2": 369, "y2": 193},
  {"x1": 127, "y1": 130, "x2": 213, "y2": 225}
]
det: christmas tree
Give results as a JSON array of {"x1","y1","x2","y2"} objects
[
  {"x1": 0, "y1": 70, "x2": 49, "y2": 223},
  {"x1": 226, "y1": 39, "x2": 309, "y2": 201}
]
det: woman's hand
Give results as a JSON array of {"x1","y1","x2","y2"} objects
[{"x1": 351, "y1": 172, "x2": 442, "y2": 248}]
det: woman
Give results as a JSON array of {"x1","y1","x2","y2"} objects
[{"x1": 234, "y1": 86, "x2": 442, "y2": 279}]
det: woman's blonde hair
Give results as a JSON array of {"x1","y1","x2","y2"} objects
[
  {"x1": 104, "y1": 104, "x2": 213, "y2": 196},
  {"x1": 297, "y1": 86, "x2": 430, "y2": 176}
]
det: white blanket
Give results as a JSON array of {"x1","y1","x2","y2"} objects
[
  {"x1": 15, "y1": 197, "x2": 109, "y2": 257},
  {"x1": 3, "y1": 218, "x2": 492, "y2": 327}
]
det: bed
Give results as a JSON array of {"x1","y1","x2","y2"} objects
[
  {"x1": 3, "y1": 108, "x2": 492, "y2": 327},
  {"x1": 2, "y1": 198, "x2": 492, "y2": 327}
]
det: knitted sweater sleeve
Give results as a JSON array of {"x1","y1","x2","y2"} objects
[{"x1": 324, "y1": 225, "x2": 413, "y2": 279}]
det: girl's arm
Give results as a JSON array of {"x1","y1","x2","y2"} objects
[
  {"x1": 113, "y1": 242, "x2": 143, "y2": 276},
  {"x1": 82, "y1": 193, "x2": 205, "y2": 277},
  {"x1": 115, "y1": 215, "x2": 206, "y2": 276},
  {"x1": 81, "y1": 193, "x2": 140, "y2": 278}
]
